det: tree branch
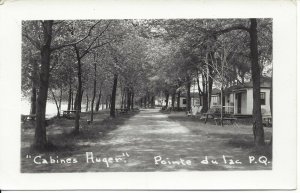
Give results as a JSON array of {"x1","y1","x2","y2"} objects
[
  {"x1": 80, "y1": 40, "x2": 113, "y2": 59},
  {"x1": 53, "y1": 21, "x2": 67, "y2": 37},
  {"x1": 51, "y1": 21, "x2": 101, "y2": 51},
  {"x1": 79, "y1": 21, "x2": 112, "y2": 58},
  {"x1": 22, "y1": 32, "x2": 41, "y2": 50},
  {"x1": 53, "y1": 21, "x2": 64, "y2": 25},
  {"x1": 212, "y1": 25, "x2": 249, "y2": 37}
]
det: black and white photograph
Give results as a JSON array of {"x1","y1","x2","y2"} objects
[
  {"x1": 20, "y1": 18, "x2": 273, "y2": 173},
  {"x1": 0, "y1": 0, "x2": 297, "y2": 190}
]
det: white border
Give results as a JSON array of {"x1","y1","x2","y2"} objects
[{"x1": 0, "y1": 0, "x2": 297, "y2": 190}]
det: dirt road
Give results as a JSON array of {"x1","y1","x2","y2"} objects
[{"x1": 21, "y1": 108, "x2": 272, "y2": 172}]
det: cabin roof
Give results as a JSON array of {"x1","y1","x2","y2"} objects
[
  {"x1": 180, "y1": 89, "x2": 220, "y2": 98},
  {"x1": 223, "y1": 77, "x2": 272, "y2": 93},
  {"x1": 177, "y1": 77, "x2": 272, "y2": 97},
  {"x1": 211, "y1": 88, "x2": 221, "y2": 95},
  {"x1": 180, "y1": 92, "x2": 200, "y2": 98}
]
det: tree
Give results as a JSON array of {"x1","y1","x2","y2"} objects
[
  {"x1": 32, "y1": 20, "x2": 53, "y2": 148},
  {"x1": 143, "y1": 18, "x2": 271, "y2": 145},
  {"x1": 249, "y1": 19, "x2": 264, "y2": 145},
  {"x1": 22, "y1": 20, "x2": 111, "y2": 148},
  {"x1": 194, "y1": 19, "x2": 271, "y2": 144},
  {"x1": 90, "y1": 53, "x2": 97, "y2": 122},
  {"x1": 21, "y1": 25, "x2": 41, "y2": 115},
  {"x1": 48, "y1": 51, "x2": 71, "y2": 118},
  {"x1": 66, "y1": 20, "x2": 113, "y2": 134},
  {"x1": 22, "y1": 19, "x2": 271, "y2": 149},
  {"x1": 107, "y1": 43, "x2": 125, "y2": 117},
  {"x1": 110, "y1": 73, "x2": 118, "y2": 117}
]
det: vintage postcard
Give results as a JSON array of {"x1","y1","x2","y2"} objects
[{"x1": 0, "y1": 0, "x2": 297, "y2": 190}]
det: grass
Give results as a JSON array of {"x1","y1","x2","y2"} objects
[
  {"x1": 167, "y1": 112, "x2": 273, "y2": 159},
  {"x1": 21, "y1": 109, "x2": 139, "y2": 172},
  {"x1": 21, "y1": 109, "x2": 272, "y2": 172}
]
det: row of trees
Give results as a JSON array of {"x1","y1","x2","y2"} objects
[
  {"x1": 140, "y1": 19, "x2": 272, "y2": 145},
  {"x1": 22, "y1": 19, "x2": 272, "y2": 149},
  {"x1": 22, "y1": 20, "x2": 149, "y2": 148}
]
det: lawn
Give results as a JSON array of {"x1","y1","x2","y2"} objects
[
  {"x1": 21, "y1": 109, "x2": 272, "y2": 172},
  {"x1": 21, "y1": 110, "x2": 138, "y2": 172}
]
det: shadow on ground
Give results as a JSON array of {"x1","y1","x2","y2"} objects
[
  {"x1": 21, "y1": 110, "x2": 139, "y2": 172},
  {"x1": 166, "y1": 112, "x2": 272, "y2": 157},
  {"x1": 21, "y1": 109, "x2": 272, "y2": 173}
]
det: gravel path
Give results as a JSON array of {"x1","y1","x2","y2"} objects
[{"x1": 21, "y1": 108, "x2": 272, "y2": 172}]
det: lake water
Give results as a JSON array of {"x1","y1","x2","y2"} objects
[{"x1": 21, "y1": 99, "x2": 105, "y2": 118}]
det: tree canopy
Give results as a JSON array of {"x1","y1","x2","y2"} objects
[{"x1": 22, "y1": 18, "x2": 272, "y2": 149}]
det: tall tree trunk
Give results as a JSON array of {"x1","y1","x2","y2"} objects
[
  {"x1": 270, "y1": 79, "x2": 273, "y2": 116},
  {"x1": 151, "y1": 96, "x2": 155, "y2": 108},
  {"x1": 30, "y1": 59, "x2": 38, "y2": 115},
  {"x1": 108, "y1": 95, "x2": 111, "y2": 109},
  {"x1": 147, "y1": 94, "x2": 150, "y2": 108},
  {"x1": 105, "y1": 95, "x2": 108, "y2": 109},
  {"x1": 90, "y1": 63, "x2": 97, "y2": 122},
  {"x1": 80, "y1": 90, "x2": 84, "y2": 111},
  {"x1": 177, "y1": 91, "x2": 180, "y2": 109},
  {"x1": 144, "y1": 95, "x2": 146, "y2": 108},
  {"x1": 58, "y1": 86, "x2": 62, "y2": 116},
  {"x1": 74, "y1": 45, "x2": 83, "y2": 134},
  {"x1": 196, "y1": 73, "x2": 203, "y2": 107},
  {"x1": 86, "y1": 93, "x2": 89, "y2": 112},
  {"x1": 208, "y1": 66, "x2": 213, "y2": 109},
  {"x1": 74, "y1": 90, "x2": 84, "y2": 111},
  {"x1": 51, "y1": 89, "x2": 61, "y2": 118},
  {"x1": 101, "y1": 97, "x2": 104, "y2": 110},
  {"x1": 131, "y1": 91, "x2": 134, "y2": 110},
  {"x1": 67, "y1": 83, "x2": 72, "y2": 111},
  {"x1": 144, "y1": 96, "x2": 147, "y2": 108},
  {"x1": 250, "y1": 18, "x2": 265, "y2": 146},
  {"x1": 269, "y1": 78, "x2": 272, "y2": 145},
  {"x1": 202, "y1": 93, "x2": 208, "y2": 112},
  {"x1": 220, "y1": 87, "x2": 224, "y2": 126},
  {"x1": 74, "y1": 91, "x2": 78, "y2": 111},
  {"x1": 34, "y1": 20, "x2": 53, "y2": 149},
  {"x1": 123, "y1": 90, "x2": 127, "y2": 109},
  {"x1": 165, "y1": 91, "x2": 169, "y2": 108},
  {"x1": 120, "y1": 87, "x2": 125, "y2": 109},
  {"x1": 71, "y1": 90, "x2": 74, "y2": 110},
  {"x1": 126, "y1": 88, "x2": 131, "y2": 110},
  {"x1": 241, "y1": 74, "x2": 245, "y2": 84},
  {"x1": 95, "y1": 89, "x2": 102, "y2": 112},
  {"x1": 30, "y1": 84, "x2": 37, "y2": 115},
  {"x1": 110, "y1": 74, "x2": 118, "y2": 117},
  {"x1": 201, "y1": 72, "x2": 208, "y2": 113},
  {"x1": 186, "y1": 78, "x2": 191, "y2": 112},
  {"x1": 53, "y1": 88, "x2": 63, "y2": 118},
  {"x1": 171, "y1": 92, "x2": 175, "y2": 108}
]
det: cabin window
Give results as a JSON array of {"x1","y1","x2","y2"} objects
[
  {"x1": 260, "y1": 92, "x2": 266, "y2": 105},
  {"x1": 182, "y1": 99, "x2": 187, "y2": 105}
]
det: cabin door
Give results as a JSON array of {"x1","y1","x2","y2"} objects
[{"x1": 237, "y1": 93, "x2": 242, "y2": 114}]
